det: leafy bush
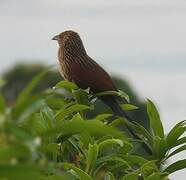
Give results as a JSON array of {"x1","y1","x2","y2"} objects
[
  {"x1": 0, "y1": 70, "x2": 185, "y2": 180},
  {"x1": 2, "y1": 63, "x2": 149, "y2": 129}
]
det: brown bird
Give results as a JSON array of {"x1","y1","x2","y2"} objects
[
  {"x1": 52, "y1": 30, "x2": 129, "y2": 119},
  {"x1": 52, "y1": 30, "x2": 152, "y2": 154}
]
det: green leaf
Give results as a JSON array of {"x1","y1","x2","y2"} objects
[
  {"x1": 132, "y1": 121, "x2": 153, "y2": 145},
  {"x1": 153, "y1": 136, "x2": 167, "y2": 160},
  {"x1": 121, "y1": 173, "x2": 139, "y2": 180},
  {"x1": 0, "y1": 78, "x2": 6, "y2": 88},
  {"x1": 110, "y1": 118, "x2": 153, "y2": 147},
  {"x1": 40, "y1": 106, "x2": 55, "y2": 129},
  {"x1": 118, "y1": 90, "x2": 130, "y2": 102},
  {"x1": 0, "y1": 94, "x2": 6, "y2": 113},
  {"x1": 73, "y1": 89, "x2": 90, "y2": 105},
  {"x1": 46, "y1": 117, "x2": 127, "y2": 141},
  {"x1": 140, "y1": 160, "x2": 158, "y2": 177},
  {"x1": 121, "y1": 104, "x2": 139, "y2": 111},
  {"x1": 12, "y1": 69, "x2": 48, "y2": 119},
  {"x1": 104, "y1": 172, "x2": 116, "y2": 180},
  {"x1": 55, "y1": 104, "x2": 91, "y2": 121},
  {"x1": 16, "y1": 69, "x2": 48, "y2": 107},
  {"x1": 86, "y1": 144, "x2": 99, "y2": 174},
  {"x1": 98, "y1": 138, "x2": 124, "y2": 152},
  {"x1": 18, "y1": 98, "x2": 45, "y2": 123},
  {"x1": 95, "y1": 90, "x2": 130, "y2": 103},
  {"x1": 0, "y1": 164, "x2": 41, "y2": 180},
  {"x1": 63, "y1": 163, "x2": 93, "y2": 180},
  {"x1": 166, "y1": 144, "x2": 186, "y2": 159},
  {"x1": 43, "y1": 143, "x2": 59, "y2": 154},
  {"x1": 96, "y1": 155, "x2": 130, "y2": 169},
  {"x1": 95, "y1": 114, "x2": 113, "y2": 121},
  {"x1": 147, "y1": 99, "x2": 164, "y2": 138},
  {"x1": 56, "y1": 80, "x2": 78, "y2": 91},
  {"x1": 145, "y1": 173, "x2": 168, "y2": 180},
  {"x1": 0, "y1": 143, "x2": 31, "y2": 163},
  {"x1": 172, "y1": 137, "x2": 186, "y2": 147},
  {"x1": 164, "y1": 159, "x2": 186, "y2": 174},
  {"x1": 166, "y1": 120, "x2": 186, "y2": 148},
  {"x1": 121, "y1": 155, "x2": 148, "y2": 166}
]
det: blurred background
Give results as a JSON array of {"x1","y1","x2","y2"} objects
[{"x1": 0, "y1": 0, "x2": 186, "y2": 178}]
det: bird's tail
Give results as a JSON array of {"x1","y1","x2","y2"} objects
[{"x1": 100, "y1": 95, "x2": 152, "y2": 155}]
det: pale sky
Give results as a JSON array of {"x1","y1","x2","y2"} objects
[{"x1": 0, "y1": 1, "x2": 186, "y2": 178}]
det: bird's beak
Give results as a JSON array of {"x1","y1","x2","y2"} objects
[{"x1": 52, "y1": 35, "x2": 59, "y2": 41}]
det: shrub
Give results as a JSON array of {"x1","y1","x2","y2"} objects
[{"x1": 0, "y1": 70, "x2": 185, "y2": 180}]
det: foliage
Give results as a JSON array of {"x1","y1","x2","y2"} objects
[
  {"x1": 2, "y1": 63, "x2": 149, "y2": 129},
  {"x1": 0, "y1": 70, "x2": 185, "y2": 180}
]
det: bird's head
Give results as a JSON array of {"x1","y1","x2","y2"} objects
[
  {"x1": 52, "y1": 30, "x2": 81, "y2": 46},
  {"x1": 52, "y1": 30, "x2": 87, "y2": 56}
]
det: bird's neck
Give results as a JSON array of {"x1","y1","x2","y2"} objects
[{"x1": 59, "y1": 43, "x2": 87, "y2": 63}]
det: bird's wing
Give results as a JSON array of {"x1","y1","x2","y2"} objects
[{"x1": 69, "y1": 56, "x2": 117, "y2": 93}]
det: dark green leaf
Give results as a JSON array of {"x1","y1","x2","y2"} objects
[
  {"x1": 145, "y1": 173, "x2": 168, "y2": 180},
  {"x1": 166, "y1": 120, "x2": 186, "y2": 147},
  {"x1": 164, "y1": 159, "x2": 186, "y2": 174},
  {"x1": 166, "y1": 144, "x2": 186, "y2": 159}
]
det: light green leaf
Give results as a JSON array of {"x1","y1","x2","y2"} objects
[
  {"x1": 121, "y1": 104, "x2": 139, "y2": 111},
  {"x1": 153, "y1": 136, "x2": 167, "y2": 160},
  {"x1": 96, "y1": 155, "x2": 130, "y2": 169},
  {"x1": 86, "y1": 144, "x2": 99, "y2": 174},
  {"x1": 98, "y1": 138, "x2": 124, "y2": 152},
  {"x1": 40, "y1": 106, "x2": 55, "y2": 129},
  {"x1": 95, "y1": 90, "x2": 130, "y2": 103},
  {"x1": 46, "y1": 118, "x2": 127, "y2": 141},
  {"x1": 95, "y1": 114, "x2": 113, "y2": 121},
  {"x1": 56, "y1": 80, "x2": 78, "y2": 91},
  {"x1": 147, "y1": 99, "x2": 164, "y2": 138},
  {"x1": 55, "y1": 104, "x2": 91, "y2": 121},
  {"x1": 63, "y1": 163, "x2": 93, "y2": 180},
  {"x1": 140, "y1": 160, "x2": 158, "y2": 177}
]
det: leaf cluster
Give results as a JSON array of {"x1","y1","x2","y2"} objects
[{"x1": 0, "y1": 70, "x2": 185, "y2": 180}]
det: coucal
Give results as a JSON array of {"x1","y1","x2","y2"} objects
[
  {"x1": 52, "y1": 30, "x2": 152, "y2": 154},
  {"x1": 52, "y1": 30, "x2": 130, "y2": 119}
]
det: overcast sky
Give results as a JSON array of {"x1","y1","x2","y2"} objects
[{"x1": 0, "y1": 1, "x2": 186, "y2": 177}]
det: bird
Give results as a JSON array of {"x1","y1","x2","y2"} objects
[
  {"x1": 52, "y1": 30, "x2": 130, "y2": 119},
  {"x1": 52, "y1": 30, "x2": 152, "y2": 154}
]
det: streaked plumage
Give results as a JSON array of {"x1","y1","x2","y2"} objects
[
  {"x1": 52, "y1": 30, "x2": 152, "y2": 154},
  {"x1": 52, "y1": 30, "x2": 129, "y2": 118}
]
